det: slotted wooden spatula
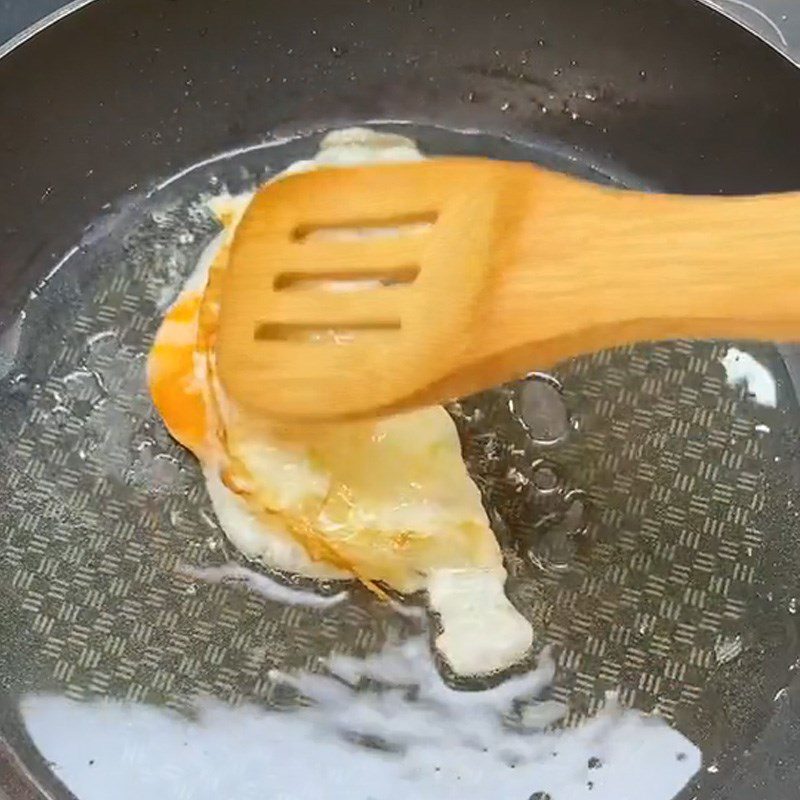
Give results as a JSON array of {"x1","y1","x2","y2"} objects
[{"x1": 217, "y1": 158, "x2": 800, "y2": 421}]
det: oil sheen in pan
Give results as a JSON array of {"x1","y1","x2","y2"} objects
[{"x1": 0, "y1": 124, "x2": 799, "y2": 800}]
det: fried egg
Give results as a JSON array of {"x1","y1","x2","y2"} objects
[{"x1": 148, "y1": 128, "x2": 534, "y2": 676}]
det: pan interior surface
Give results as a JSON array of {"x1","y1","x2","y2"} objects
[{"x1": 0, "y1": 124, "x2": 799, "y2": 800}]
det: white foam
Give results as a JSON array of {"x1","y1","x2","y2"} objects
[
  {"x1": 177, "y1": 562, "x2": 348, "y2": 609},
  {"x1": 720, "y1": 347, "x2": 777, "y2": 407},
  {"x1": 21, "y1": 635, "x2": 701, "y2": 800},
  {"x1": 0, "y1": 309, "x2": 25, "y2": 380}
]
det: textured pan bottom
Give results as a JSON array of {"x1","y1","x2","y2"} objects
[{"x1": 1, "y1": 125, "x2": 799, "y2": 799}]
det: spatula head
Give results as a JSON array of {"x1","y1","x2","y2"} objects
[{"x1": 217, "y1": 159, "x2": 502, "y2": 421}]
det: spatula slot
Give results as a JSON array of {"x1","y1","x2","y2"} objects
[
  {"x1": 274, "y1": 266, "x2": 420, "y2": 292},
  {"x1": 291, "y1": 212, "x2": 437, "y2": 243},
  {"x1": 255, "y1": 320, "x2": 401, "y2": 342}
]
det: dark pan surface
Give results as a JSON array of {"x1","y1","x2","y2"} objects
[
  {"x1": 4, "y1": 0, "x2": 800, "y2": 322},
  {"x1": 2, "y1": 2, "x2": 800, "y2": 799}
]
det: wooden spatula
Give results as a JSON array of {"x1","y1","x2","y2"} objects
[{"x1": 217, "y1": 158, "x2": 800, "y2": 422}]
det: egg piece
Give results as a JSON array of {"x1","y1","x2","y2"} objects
[{"x1": 148, "y1": 128, "x2": 534, "y2": 675}]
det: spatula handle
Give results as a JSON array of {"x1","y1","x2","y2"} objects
[{"x1": 432, "y1": 176, "x2": 800, "y2": 405}]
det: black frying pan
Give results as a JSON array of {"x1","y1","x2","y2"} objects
[{"x1": 2, "y1": 1, "x2": 800, "y2": 799}]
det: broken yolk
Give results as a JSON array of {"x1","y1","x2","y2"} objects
[{"x1": 147, "y1": 292, "x2": 208, "y2": 456}]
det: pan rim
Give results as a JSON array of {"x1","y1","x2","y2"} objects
[
  {"x1": 0, "y1": 0, "x2": 99, "y2": 60},
  {"x1": 1, "y1": 0, "x2": 798, "y2": 71},
  {"x1": 1, "y1": 2, "x2": 800, "y2": 800}
]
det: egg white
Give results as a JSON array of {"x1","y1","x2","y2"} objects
[{"x1": 148, "y1": 128, "x2": 534, "y2": 676}]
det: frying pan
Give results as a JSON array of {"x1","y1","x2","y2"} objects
[{"x1": 2, "y1": 1, "x2": 800, "y2": 798}]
